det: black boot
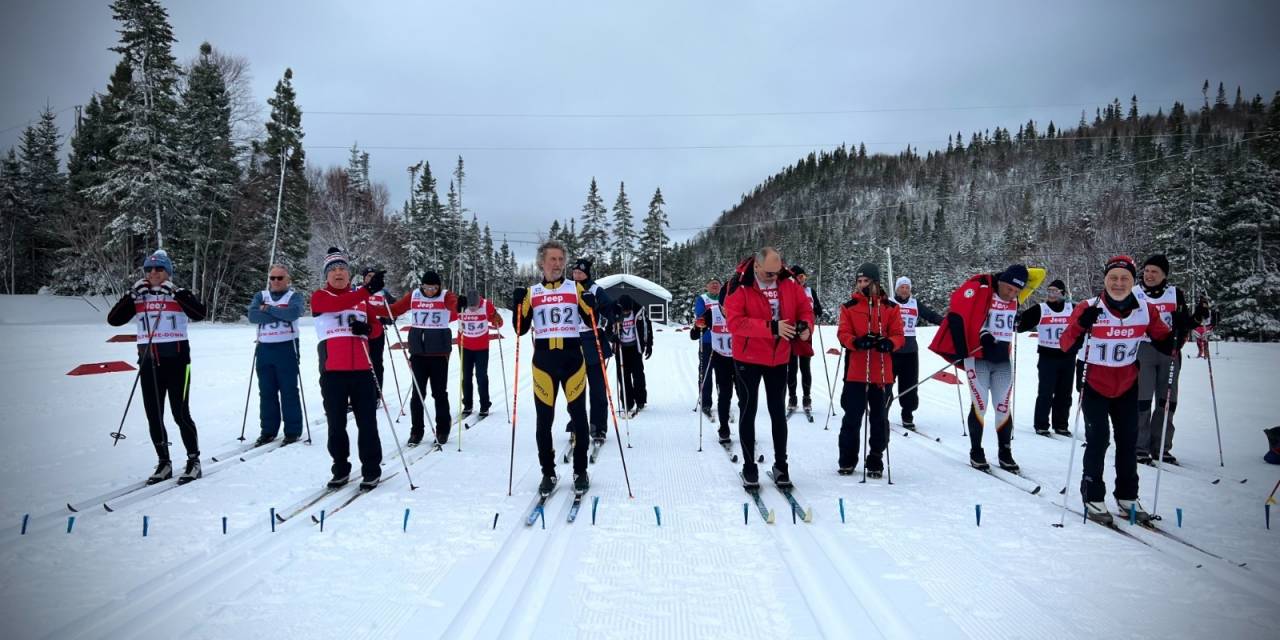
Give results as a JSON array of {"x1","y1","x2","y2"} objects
[
  {"x1": 407, "y1": 429, "x2": 424, "y2": 447},
  {"x1": 741, "y1": 463, "x2": 760, "y2": 489},
  {"x1": 865, "y1": 452, "x2": 884, "y2": 478},
  {"x1": 970, "y1": 448, "x2": 990, "y2": 471},
  {"x1": 539, "y1": 474, "x2": 559, "y2": 496},
  {"x1": 770, "y1": 463, "x2": 792, "y2": 488},
  {"x1": 254, "y1": 434, "x2": 276, "y2": 447},
  {"x1": 146, "y1": 460, "x2": 173, "y2": 485},
  {"x1": 997, "y1": 446, "x2": 1020, "y2": 473},
  {"x1": 177, "y1": 455, "x2": 202, "y2": 485},
  {"x1": 327, "y1": 472, "x2": 350, "y2": 489},
  {"x1": 573, "y1": 471, "x2": 590, "y2": 494}
]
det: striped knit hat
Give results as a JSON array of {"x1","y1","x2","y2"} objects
[{"x1": 323, "y1": 247, "x2": 349, "y2": 274}]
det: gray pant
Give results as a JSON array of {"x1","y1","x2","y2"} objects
[
  {"x1": 1136, "y1": 342, "x2": 1180, "y2": 456},
  {"x1": 964, "y1": 357, "x2": 1014, "y2": 452}
]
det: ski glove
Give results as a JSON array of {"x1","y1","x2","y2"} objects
[
  {"x1": 456, "y1": 296, "x2": 469, "y2": 313},
  {"x1": 512, "y1": 287, "x2": 528, "y2": 311},
  {"x1": 131, "y1": 279, "x2": 150, "y2": 297},
  {"x1": 349, "y1": 319, "x2": 372, "y2": 336},
  {"x1": 158, "y1": 281, "x2": 177, "y2": 296},
  {"x1": 643, "y1": 345, "x2": 652, "y2": 359},
  {"x1": 793, "y1": 320, "x2": 810, "y2": 341},
  {"x1": 363, "y1": 271, "x2": 385, "y2": 295},
  {"x1": 581, "y1": 291, "x2": 597, "y2": 308},
  {"x1": 979, "y1": 331, "x2": 997, "y2": 351},
  {"x1": 1077, "y1": 305, "x2": 1103, "y2": 330},
  {"x1": 875, "y1": 336, "x2": 895, "y2": 353},
  {"x1": 853, "y1": 335, "x2": 876, "y2": 351}
]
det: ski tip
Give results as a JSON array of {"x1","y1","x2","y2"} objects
[
  {"x1": 803, "y1": 507, "x2": 814, "y2": 523},
  {"x1": 310, "y1": 515, "x2": 320, "y2": 524},
  {"x1": 103, "y1": 503, "x2": 114, "y2": 513},
  {"x1": 1239, "y1": 479, "x2": 1247, "y2": 484},
  {"x1": 1031, "y1": 486, "x2": 1042, "y2": 495},
  {"x1": 66, "y1": 503, "x2": 77, "y2": 513},
  {"x1": 767, "y1": 512, "x2": 776, "y2": 524},
  {"x1": 1211, "y1": 479, "x2": 1221, "y2": 484},
  {"x1": 274, "y1": 513, "x2": 286, "y2": 523}
]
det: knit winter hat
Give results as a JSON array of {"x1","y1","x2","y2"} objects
[
  {"x1": 1143, "y1": 254, "x2": 1170, "y2": 277},
  {"x1": 323, "y1": 247, "x2": 349, "y2": 274},
  {"x1": 421, "y1": 271, "x2": 442, "y2": 287},
  {"x1": 571, "y1": 258, "x2": 592, "y2": 279},
  {"x1": 465, "y1": 289, "x2": 479, "y2": 305},
  {"x1": 1104, "y1": 255, "x2": 1138, "y2": 278},
  {"x1": 790, "y1": 265, "x2": 806, "y2": 276},
  {"x1": 895, "y1": 276, "x2": 911, "y2": 291},
  {"x1": 1048, "y1": 279, "x2": 1066, "y2": 291},
  {"x1": 997, "y1": 264, "x2": 1029, "y2": 289},
  {"x1": 855, "y1": 263, "x2": 881, "y2": 283},
  {"x1": 142, "y1": 249, "x2": 173, "y2": 275}
]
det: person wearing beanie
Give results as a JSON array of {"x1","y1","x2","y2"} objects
[
  {"x1": 107, "y1": 248, "x2": 208, "y2": 486},
  {"x1": 690, "y1": 276, "x2": 737, "y2": 445},
  {"x1": 388, "y1": 269, "x2": 459, "y2": 445},
  {"x1": 1015, "y1": 278, "x2": 1078, "y2": 436},
  {"x1": 613, "y1": 293, "x2": 653, "y2": 416},
  {"x1": 889, "y1": 276, "x2": 943, "y2": 430},
  {"x1": 1133, "y1": 253, "x2": 1191, "y2": 464},
  {"x1": 457, "y1": 287, "x2": 504, "y2": 419},
  {"x1": 693, "y1": 276, "x2": 723, "y2": 420},
  {"x1": 572, "y1": 258, "x2": 616, "y2": 443},
  {"x1": 1058, "y1": 255, "x2": 1176, "y2": 524},
  {"x1": 836, "y1": 264, "x2": 905, "y2": 477},
  {"x1": 722, "y1": 247, "x2": 814, "y2": 489},
  {"x1": 929, "y1": 264, "x2": 1030, "y2": 472},
  {"x1": 310, "y1": 247, "x2": 386, "y2": 490},
  {"x1": 246, "y1": 264, "x2": 305, "y2": 446},
  {"x1": 1191, "y1": 297, "x2": 1216, "y2": 359},
  {"x1": 360, "y1": 267, "x2": 398, "y2": 398},
  {"x1": 786, "y1": 266, "x2": 823, "y2": 415}
]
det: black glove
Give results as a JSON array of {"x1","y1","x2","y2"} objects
[
  {"x1": 853, "y1": 334, "x2": 875, "y2": 351},
  {"x1": 979, "y1": 331, "x2": 996, "y2": 351},
  {"x1": 1152, "y1": 335, "x2": 1176, "y2": 357},
  {"x1": 457, "y1": 296, "x2": 469, "y2": 312},
  {"x1": 158, "y1": 281, "x2": 177, "y2": 296},
  {"x1": 689, "y1": 327, "x2": 702, "y2": 340},
  {"x1": 378, "y1": 316, "x2": 393, "y2": 326},
  {"x1": 581, "y1": 291, "x2": 597, "y2": 308},
  {"x1": 644, "y1": 345, "x2": 652, "y2": 359},
  {"x1": 363, "y1": 270, "x2": 385, "y2": 295},
  {"x1": 350, "y1": 319, "x2": 372, "y2": 336},
  {"x1": 1077, "y1": 305, "x2": 1103, "y2": 330},
  {"x1": 512, "y1": 287, "x2": 527, "y2": 311},
  {"x1": 793, "y1": 320, "x2": 810, "y2": 340},
  {"x1": 131, "y1": 279, "x2": 150, "y2": 297},
  {"x1": 875, "y1": 336, "x2": 895, "y2": 353}
]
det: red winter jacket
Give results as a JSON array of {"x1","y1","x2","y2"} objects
[
  {"x1": 1059, "y1": 295, "x2": 1173, "y2": 399},
  {"x1": 722, "y1": 258, "x2": 815, "y2": 367},
  {"x1": 837, "y1": 291, "x2": 905, "y2": 384},
  {"x1": 310, "y1": 285, "x2": 374, "y2": 373},
  {"x1": 929, "y1": 272, "x2": 999, "y2": 362}
]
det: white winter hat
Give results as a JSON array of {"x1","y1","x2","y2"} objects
[{"x1": 895, "y1": 276, "x2": 911, "y2": 290}]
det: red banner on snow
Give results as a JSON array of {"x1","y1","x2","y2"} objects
[
  {"x1": 68, "y1": 361, "x2": 136, "y2": 376},
  {"x1": 932, "y1": 371, "x2": 961, "y2": 385},
  {"x1": 826, "y1": 348, "x2": 841, "y2": 356},
  {"x1": 107, "y1": 334, "x2": 137, "y2": 343}
]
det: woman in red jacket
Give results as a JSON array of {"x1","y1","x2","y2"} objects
[
  {"x1": 723, "y1": 247, "x2": 814, "y2": 489},
  {"x1": 836, "y1": 263, "x2": 905, "y2": 478},
  {"x1": 1058, "y1": 255, "x2": 1174, "y2": 525}
]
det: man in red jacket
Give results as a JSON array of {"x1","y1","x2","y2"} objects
[
  {"x1": 457, "y1": 288, "x2": 504, "y2": 418},
  {"x1": 1059, "y1": 255, "x2": 1174, "y2": 524},
  {"x1": 723, "y1": 247, "x2": 814, "y2": 489},
  {"x1": 929, "y1": 264, "x2": 1029, "y2": 472},
  {"x1": 310, "y1": 247, "x2": 385, "y2": 490},
  {"x1": 836, "y1": 263, "x2": 905, "y2": 478}
]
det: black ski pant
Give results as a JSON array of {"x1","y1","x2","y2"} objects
[
  {"x1": 838, "y1": 380, "x2": 890, "y2": 467},
  {"x1": 368, "y1": 333, "x2": 386, "y2": 393},
  {"x1": 734, "y1": 361, "x2": 789, "y2": 472},
  {"x1": 889, "y1": 351, "x2": 920, "y2": 423},
  {"x1": 320, "y1": 370, "x2": 382, "y2": 482},
  {"x1": 532, "y1": 346, "x2": 590, "y2": 477},
  {"x1": 410, "y1": 353, "x2": 452, "y2": 443},
  {"x1": 1080, "y1": 383, "x2": 1140, "y2": 502},
  {"x1": 787, "y1": 353, "x2": 813, "y2": 403},
  {"x1": 580, "y1": 341, "x2": 610, "y2": 439},
  {"x1": 461, "y1": 348, "x2": 491, "y2": 413},
  {"x1": 704, "y1": 351, "x2": 735, "y2": 438},
  {"x1": 620, "y1": 342, "x2": 647, "y2": 410},
  {"x1": 1034, "y1": 354, "x2": 1075, "y2": 432},
  {"x1": 139, "y1": 352, "x2": 200, "y2": 461},
  {"x1": 699, "y1": 341, "x2": 714, "y2": 410}
]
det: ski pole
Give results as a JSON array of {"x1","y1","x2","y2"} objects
[
  {"x1": 1010, "y1": 334, "x2": 1018, "y2": 440},
  {"x1": 695, "y1": 342, "x2": 715, "y2": 453},
  {"x1": 1056, "y1": 299, "x2": 1100, "y2": 528},
  {"x1": 860, "y1": 300, "x2": 873, "y2": 484},
  {"x1": 497, "y1": 322, "x2": 510, "y2": 422},
  {"x1": 289, "y1": 337, "x2": 312, "y2": 444},
  {"x1": 616, "y1": 341, "x2": 633, "y2": 448},
  {"x1": 1205, "y1": 338, "x2": 1225, "y2": 467},
  {"x1": 389, "y1": 317, "x2": 433, "y2": 428},
  {"x1": 823, "y1": 349, "x2": 843, "y2": 432},
  {"x1": 113, "y1": 307, "x2": 166, "y2": 445},
  {"x1": 236, "y1": 349, "x2": 258, "y2": 442},
  {"x1": 360, "y1": 339, "x2": 417, "y2": 490},
  {"x1": 588, "y1": 308, "x2": 634, "y2": 498},
  {"x1": 956, "y1": 375, "x2": 967, "y2": 436},
  {"x1": 456, "y1": 330, "x2": 464, "y2": 451},
  {"x1": 1150, "y1": 342, "x2": 1179, "y2": 517},
  {"x1": 508, "y1": 305, "x2": 523, "y2": 496},
  {"x1": 882, "y1": 344, "x2": 983, "y2": 408},
  {"x1": 815, "y1": 322, "x2": 835, "y2": 421},
  {"x1": 875, "y1": 298, "x2": 894, "y2": 485}
]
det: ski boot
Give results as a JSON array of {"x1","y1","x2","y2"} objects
[
  {"x1": 718, "y1": 429, "x2": 732, "y2": 445},
  {"x1": 1034, "y1": 426, "x2": 1051, "y2": 436},
  {"x1": 969, "y1": 448, "x2": 990, "y2": 471},
  {"x1": 479, "y1": 406, "x2": 491, "y2": 418},
  {"x1": 282, "y1": 434, "x2": 301, "y2": 445},
  {"x1": 327, "y1": 472, "x2": 350, "y2": 489},
  {"x1": 1135, "y1": 450, "x2": 1152, "y2": 464},
  {"x1": 538, "y1": 474, "x2": 559, "y2": 496},
  {"x1": 770, "y1": 463, "x2": 793, "y2": 488},
  {"x1": 741, "y1": 463, "x2": 760, "y2": 490},
  {"x1": 177, "y1": 455, "x2": 202, "y2": 485},
  {"x1": 1116, "y1": 498, "x2": 1152, "y2": 523},
  {"x1": 865, "y1": 452, "x2": 884, "y2": 479},
  {"x1": 573, "y1": 472, "x2": 590, "y2": 495},
  {"x1": 997, "y1": 446, "x2": 1020, "y2": 473},
  {"x1": 837, "y1": 466, "x2": 855, "y2": 476},
  {"x1": 359, "y1": 475, "x2": 381, "y2": 491},
  {"x1": 407, "y1": 430, "x2": 424, "y2": 447},
  {"x1": 902, "y1": 421, "x2": 917, "y2": 432},
  {"x1": 1084, "y1": 500, "x2": 1114, "y2": 525},
  {"x1": 1053, "y1": 427, "x2": 1071, "y2": 437},
  {"x1": 254, "y1": 434, "x2": 276, "y2": 447},
  {"x1": 1157, "y1": 451, "x2": 1178, "y2": 465},
  {"x1": 146, "y1": 460, "x2": 173, "y2": 485}
]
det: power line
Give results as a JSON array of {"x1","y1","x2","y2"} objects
[{"x1": 0, "y1": 104, "x2": 77, "y2": 136}]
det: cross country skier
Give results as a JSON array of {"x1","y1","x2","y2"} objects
[
  {"x1": 513, "y1": 240, "x2": 595, "y2": 495},
  {"x1": 694, "y1": 277, "x2": 723, "y2": 420},
  {"x1": 246, "y1": 264, "x2": 304, "y2": 446},
  {"x1": 1191, "y1": 297, "x2": 1215, "y2": 359},
  {"x1": 1058, "y1": 255, "x2": 1175, "y2": 524},
  {"x1": 388, "y1": 271, "x2": 458, "y2": 446},
  {"x1": 107, "y1": 249, "x2": 208, "y2": 485},
  {"x1": 457, "y1": 289, "x2": 504, "y2": 418},
  {"x1": 930, "y1": 265, "x2": 1030, "y2": 473},
  {"x1": 836, "y1": 264, "x2": 905, "y2": 477},
  {"x1": 360, "y1": 266, "x2": 397, "y2": 396},
  {"x1": 571, "y1": 258, "x2": 615, "y2": 442},
  {"x1": 690, "y1": 278, "x2": 736, "y2": 444},
  {"x1": 1134, "y1": 254, "x2": 1191, "y2": 464},
  {"x1": 889, "y1": 276, "x2": 943, "y2": 430},
  {"x1": 1015, "y1": 278, "x2": 1077, "y2": 436},
  {"x1": 310, "y1": 248, "x2": 384, "y2": 490},
  {"x1": 615, "y1": 294, "x2": 652, "y2": 416},
  {"x1": 723, "y1": 247, "x2": 814, "y2": 488},
  {"x1": 787, "y1": 266, "x2": 822, "y2": 416}
]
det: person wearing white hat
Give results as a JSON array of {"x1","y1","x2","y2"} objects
[{"x1": 890, "y1": 276, "x2": 942, "y2": 430}]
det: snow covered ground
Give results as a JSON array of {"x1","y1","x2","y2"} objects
[{"x1": 1, "y1": 293, "x2": 1277, "y2": 639}]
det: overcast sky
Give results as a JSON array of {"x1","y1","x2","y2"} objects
[{"x1": 3, "y1": 0, "x2": 1279, "y2": 259}]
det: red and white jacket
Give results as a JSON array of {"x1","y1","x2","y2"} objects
[
  {"x1": 1059, "y1": 295, "x2": 1173, "y2": 398},
  {"x1": 458, "y1": 298, "x2": 504, "y2": 351},
  {"x1": 310, "y1": 285, "x2": 375, "y2": 373}
]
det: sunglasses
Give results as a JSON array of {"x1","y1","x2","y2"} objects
[
  {"x1": 144, "y1": 266, "x2": 166, "y2": 273},
  {"x1": 269, "y1": 275, "x2": 287, "y2": 281},
  {"x1": 762, "y1": 271, "x2": 779, "y2": 277}
]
